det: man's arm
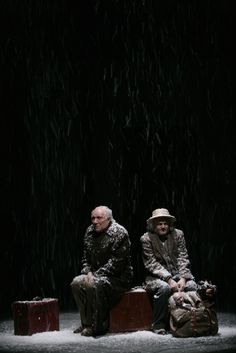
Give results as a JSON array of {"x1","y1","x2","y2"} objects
[
  {"x1": 176, "y1": 229, "x2": 194, "y2": 281},
  {"x1": 80, "y1": 229, "x2": 92, "y2": 275}
]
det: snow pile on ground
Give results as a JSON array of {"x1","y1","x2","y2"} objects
[{"x1": 0, "y1": 312, "x2": 236, "y2": 353}]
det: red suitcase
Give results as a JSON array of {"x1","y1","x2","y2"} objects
[
  {"x1": 12, "y1": 298, "x2": 59, "y2": 335},
  {"x1": 109, "y1": 288, "x2": 152, "y2": 332}
]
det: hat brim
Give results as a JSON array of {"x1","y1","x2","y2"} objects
[{"x1": 147, "y1": 215, "x2": 176, "y2": 223}]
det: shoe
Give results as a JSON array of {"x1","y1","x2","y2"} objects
[
  {"x1": 94, "y1": 328, "x2": 108, "y2": 337},
  {"x1": 73, "y1": 326, "x2": 83, "y2": 333},
  {"x1": 81, "y1": 327, "x2": 93, "y2": 336},
  {"x1": 153, "y1": 328, "x2": 167, "y2": 335}
]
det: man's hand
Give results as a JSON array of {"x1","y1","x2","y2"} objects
[
  {"x1": 85, "y1": 271, "x2": 94, "y2": 283},
  {"x1": 167, "y1": 278, "x2": 179, "y2": 291},
  {"x1": 177, "y1": 278, "x2": 186, "y2": 291}
]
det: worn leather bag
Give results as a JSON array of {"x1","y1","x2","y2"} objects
[{"x1": 169, "y1": 287, "x2": 218, "y2": 338}]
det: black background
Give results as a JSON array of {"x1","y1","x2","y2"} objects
[{"x1": 0, "y1": 0, "x2": 235, "y2": 316}]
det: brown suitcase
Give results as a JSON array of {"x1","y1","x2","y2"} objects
[
  {"x1": 12, "y1": 298, "x2": 59, "y2": 335},
  {"x1": 109, "y1": 288, "x2": 152, "y2": 332}
]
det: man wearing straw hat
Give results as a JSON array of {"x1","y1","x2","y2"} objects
[{"x1": 141, "y1": 208, "x2": 197, "y2": 335}]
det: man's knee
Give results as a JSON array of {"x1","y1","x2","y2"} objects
[
  {"x1": 157, "y1": 283, "x2": 172, "y2": 296},
  {"x1": 146, "y1": 280, "x2": 171, "y2": 297},
  {"x1": 185, "y1": 280, "x2": 197, "y2": 292},
  {"x1": 71, "y1": 275, "x2": 93, "y2": 290}
]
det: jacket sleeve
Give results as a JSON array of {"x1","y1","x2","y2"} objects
[
  {"x1": 176, "y1": 229, "x2": 194, "y2": 280},
  {"x1": 81, "y1": 248, "x2": 91, "y2": 274},
  {"x1": 80, "y1": 227, "x2": 93, "y2": 274},
  {"x1": 140, "y1": 233, "x2": 172, "y2": 281}
]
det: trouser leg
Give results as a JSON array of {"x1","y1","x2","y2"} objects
[
  {"x1": 145, "y1": 278, "x2": 172, "y2": 330},
  {"x1": 93, "y1": 279, "x2": 110, "y2": 333},
  {"x1": 71, "y1": 275, "x2": 110, "y2": 333},
  {"x1": 184, "y1": 279, "x2": 197, "y2": 291},
  {"x1": 152, "y1": 283, "x2": 171, "y2": 330},
  {"x1": 71, "y1": 275, "x2": 95, "y2": 327}
]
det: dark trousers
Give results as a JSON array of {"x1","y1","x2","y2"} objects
[
  {"x1": 71, "y1": 275, "x2": 110, "y2": 334},
  {"x1": 145, "y1": 277, "x2": 197, "y2": 330}
]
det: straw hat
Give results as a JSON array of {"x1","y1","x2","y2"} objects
[{"x1": 147, "y1": 208, "x2": 176, "y2": 224}]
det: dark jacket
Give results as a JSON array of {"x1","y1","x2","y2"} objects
[{"x1": 81, "y1": 220, "x2": 133, "y2": 290}]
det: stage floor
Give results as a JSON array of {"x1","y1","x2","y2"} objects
[{"x1": 0, "y1": 311, "x2": 236, "y2": 353}]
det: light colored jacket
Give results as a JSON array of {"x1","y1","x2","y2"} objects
[{"x1": 140, "y1": 228, "x2": 194, "y2": 282}]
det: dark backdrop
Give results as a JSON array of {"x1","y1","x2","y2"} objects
[{"x1": 1, "y1": 0, "x2": 235, "y2": 316}]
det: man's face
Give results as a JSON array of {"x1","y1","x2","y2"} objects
[
  {"x1": 154, "y1": 218, "x2": 170, "y2": 236},
  {"x1": 91, "y1": 207, "x2": 110, "y2": 233}
]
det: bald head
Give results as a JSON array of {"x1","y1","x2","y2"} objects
[{"x1": 91, "y1": 206, "x2": 113, "y2": 232}]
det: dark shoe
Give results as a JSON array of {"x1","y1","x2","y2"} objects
[
  {"x1": 94, "y1": 328, "x2": 108, "y2": 337},
  {"x1": 153, "y1": 328, "x2": 167, "y2": 335},
  {"x1": 73, "y1": 326, "x2": 83, "y2": 334},
  {"x1": 81, "y1": 327, "x2": 93, "y2": 336}
]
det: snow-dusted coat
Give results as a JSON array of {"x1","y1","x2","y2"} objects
[
  {"x1": 81, "y1": 220, "x2": 133, "y2": 291},
  {"x1": 140, "y1": 228, "x2": 194, "y2": 282}
]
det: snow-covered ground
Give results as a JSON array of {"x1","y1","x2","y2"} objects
[{"x1": 0, "y1": 312, "x2": 236, "y2": 353}]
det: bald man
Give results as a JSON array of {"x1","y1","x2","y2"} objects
[{"x1": 71, "y1": 206, "x2": 133, "y2": 336}]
